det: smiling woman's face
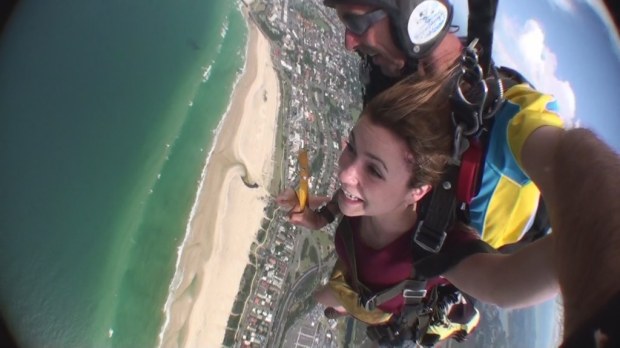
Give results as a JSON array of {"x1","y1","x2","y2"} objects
[{"x1": 337, "y1": 114, "x2": 420, "y2": 218}]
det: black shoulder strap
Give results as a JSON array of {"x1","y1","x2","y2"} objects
[
  {"x1": 414, "y1": 239, "x2": 497, "y2": 279},
  {"x1": 467, "y1": 0, "x2": 499, "y2": 75},
  {"x1": 413, "y1": 163, "x2": 460, "y2": 253},
  {"x1": 340, "y1": 218, "x2": 427, "y2": 311}
]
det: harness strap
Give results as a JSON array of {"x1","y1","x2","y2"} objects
[
  {"x1": 367, "y1": 285, "x2": 439, "y2": 346},
  {"x1": 363, "y1": 279, "x2": 427, "y2": 311},
  {"x1": 413, "y1": 41, "x2": 494, "y2": 255},
  {"x1": 414, "y1": 239, "x2": 498, "y2": 279},
  {"x1": 414, "y1": 163, "x2": 459, "y2": 253},
  {"x1": 367, "y1": 240, "x2": 495, "y2": 345},
  {"x1": 340, "y1": 218, "x2": 428, "y2": 311},
  {"x1": 340, "y1": 220, "x2": 495, "y2": 345},
  {"x1": 417, "y1": 44, "x2": 517, "y2": 254},
  {"x1": 467, "y1": 0, "x2": 499, "y2": 76}
]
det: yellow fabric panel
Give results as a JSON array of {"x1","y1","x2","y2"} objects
[
  {"x1": 481, "y1": 178, "x2": 541, "y2": 248},
  {"x1": 426, "y1": 307, "x2": 481, "y2": 340},
  {"x1": 504, "y1": 84, "x2": 565, "y2": 168},
  {"x1": 327, "y1": 259, "x2": 393, "y2": 325}
]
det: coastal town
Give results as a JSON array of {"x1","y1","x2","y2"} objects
[
  {"x1": 223, "y1": 0, "x2": 556, "y2": 347},
  {"x1": 224, "y1": 0, "x2": 362, "y2": 347}
]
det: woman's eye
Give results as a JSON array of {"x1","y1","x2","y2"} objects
[{"x1": 368, "y1": 166, "x2": 383, "y2": 179}]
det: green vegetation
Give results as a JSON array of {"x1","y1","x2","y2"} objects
[
  {"x1": 222, "y1": 262, "x2": 258, "y2": 346},
  {"x1": 349, "y1": 104, "x2": 362, "y2": 121},
  {"x1": 274, "y1": 242, "x2": 285, "y2": 255},
  {"x1": 310, "y1": 150, "x2": 324, "y2": 175},
  {"x1": 270, "y1": 77, "x2": 291, "y2": 193},
  {"x1": 315, "y1": 229, "x2": 333, "y2": 246},
  {"x1": 290, "y1": 0, "x2": 330, "y2": 33},
  {"x1": 314, "y1": 19, "x2": 330, "y2": 32},
  {"x1": 231, "y1": 298, "x2": 245, "y2": 316},
  {"x1": 298, "y1": 258, "x2": 314, "y2": 275},
  {"x1": 249, "y1": 251, "x2": 257, "y2": 265},
  {"x1": 309, "y1": 243, "x2": 319, "y2": 265},
  {"x1": 302, "y1": 50, "x2": 314, "y2": 67},
  {"x1": 222, "y1": 329, "x2": 235, "y2": 347},
  {"x1": 290, "y1": 1, "x2": 314, "y2": 21},
  {"x1": 325, "y1": 94, "x2": 339, "y2": 110},
  {"x1": 253, "y1": 13, "x2": 283, "y2": 42},
  {"x1": 256, "y1": 228, "x2": 266, "y2": 243},
  {"x1": 279, "y1": 285, "x2": 320, "y2": 341},
  {"x1": 226, "y1": 313, "x2": 241, "y2": 334},
  {"x1": 250, "y1": 2, "x2": 266, "y2": 12},
  {"x1": 300, "y1": 238, "x2": 310, "y2": 260}
]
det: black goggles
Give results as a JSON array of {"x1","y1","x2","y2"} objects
[{"x1": 341, "y1": 9, "x2": 387, "y2": 35}]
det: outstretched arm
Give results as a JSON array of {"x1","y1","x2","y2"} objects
[
  {"x1": 444, "y1": 235, "x2": 559, "y2": 308},
  {"x1": 447, "y1": 127, "x2": 620, "y2": 323}
]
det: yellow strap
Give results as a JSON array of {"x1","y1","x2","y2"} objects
[{"x1": 327, "y1": 259, "x2": 393, "y2": 325}]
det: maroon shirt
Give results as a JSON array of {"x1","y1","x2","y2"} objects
[{"x1": 334, "y1": 216, "x2": 479, "y2": 314}]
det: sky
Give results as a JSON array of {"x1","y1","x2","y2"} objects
[{"x1": 452, "y1": 0, "x2": 620, "y2": 151}]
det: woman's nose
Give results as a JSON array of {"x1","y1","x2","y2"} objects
[
  {"x1": 344, "y1": 29, "x2": 361, "y2": 51},
  {"x1": 338, "y1": 159, "x2": 359, "y2": 186}
]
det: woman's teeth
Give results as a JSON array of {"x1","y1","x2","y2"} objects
[{"x1": 343, "y1": 189, "x2": 360, "y2": 201}]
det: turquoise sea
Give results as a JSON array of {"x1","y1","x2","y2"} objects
[{"x1": 0, "y1": 0, "x2": 249, "y2": 346}]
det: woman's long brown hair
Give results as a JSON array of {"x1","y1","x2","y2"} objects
[{"x1": 363, "y1": 64, "x2": 460, "y2": 188}]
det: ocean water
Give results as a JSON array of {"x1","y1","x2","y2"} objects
[{"x1": 0, "y1": 0, "x2": 248, "y2": 346}]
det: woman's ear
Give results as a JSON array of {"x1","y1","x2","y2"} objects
[{"x1": 408, "y1": 184, "x2": 432, "y2": 204}]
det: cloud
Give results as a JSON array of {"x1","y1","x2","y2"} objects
[{"x1": 494, "y1": 16, "x2": 577, "y2": 124}]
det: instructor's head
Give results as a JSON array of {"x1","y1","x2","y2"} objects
[{"x1": 324, "y1": 0, "x2": 463, "y2": 77}]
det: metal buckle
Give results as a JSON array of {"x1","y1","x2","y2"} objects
[
  {"x1": 414, "y1": 221, "x2": 447, "y2": 253},
  {"x1": 403, "y1": 289, "x2": 427, "y2": 300},
  {"x1": 451, "y1": 124, "x2": 471, "y2": 165},
  {"x1": 362, "y1": 295, "x2": 377, "y2": 311},
  {"x1": 451, "y1": 38, "x2": 490, "y2": 137}
]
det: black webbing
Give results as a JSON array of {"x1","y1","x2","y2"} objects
[
  {"x1": 467, "y1": 0, "x2": 499, "y2": 76},
  {"x1": 414, "y1": 239, "x2": 497, "y2": 279},
  {"x1": 413, "y1": 163, "x2": 460, "y2": 253}
]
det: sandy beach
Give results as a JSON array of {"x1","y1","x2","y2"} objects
[{"x1": 159, "y1": 10, "x2": 280, "y2": 348}]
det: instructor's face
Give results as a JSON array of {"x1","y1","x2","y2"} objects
[{"x1": 336, "y1": 4, "x2": 406, "y2": 77}]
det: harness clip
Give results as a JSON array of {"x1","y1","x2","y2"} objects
[
  {"x1": 414, "y1": 220, "x2": 447, "y2": 253},
  {"x1": 361, "y1": 294, "x2": 378, "y2": 311},
  {"x1": 451, "y1": 38, "x2": 490, "y2": 137},
  {"x1": 403, "y1": 289, "x2": 427, "y2": 300}
]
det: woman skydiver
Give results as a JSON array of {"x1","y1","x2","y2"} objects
[{"x1": 277, "y1": 64, "x2": 561, "y2": 346}]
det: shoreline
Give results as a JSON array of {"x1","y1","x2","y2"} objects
[{"x1": 158, "y1": 8, "x2": 281, "y2": 348}]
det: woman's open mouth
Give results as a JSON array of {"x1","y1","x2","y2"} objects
[{"x1": 342, "y1": 188, "x2": 362, "y2": 202}]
